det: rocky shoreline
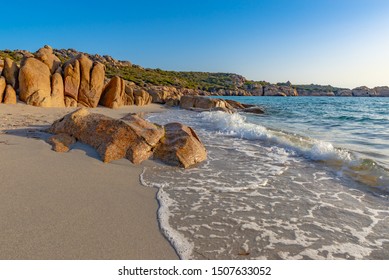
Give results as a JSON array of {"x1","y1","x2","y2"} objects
[{"x1": 1, "y1": 46, "x2": 389, "y2": 108}]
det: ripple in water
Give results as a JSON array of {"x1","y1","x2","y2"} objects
[{"x1": 142, "y1": 109, "x2": 389, "y2": 259}]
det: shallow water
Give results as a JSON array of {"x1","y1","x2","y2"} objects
[{"x1": 142, "y1": 98, "x2": 389, "y2": 260}]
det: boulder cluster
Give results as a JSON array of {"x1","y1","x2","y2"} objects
[
  {"x1": 0, "y1": 45, "x2": 152, "y2": 108},
  {"x1": 48, "y1": 109, "x2": 207, "y2": 168}
]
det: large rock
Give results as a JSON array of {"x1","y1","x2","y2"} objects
[
  {"x1": 99, "y1": 76, "x2": 126, "y2": 108},
  {"x1": 63, "y1": 58, "x2": 80, "y2": 107},
  {"x1": 3, "y1": 85, "x2": 17, "y2": 104},
  {"x1": 51, "y1": 72, "x2": 65, "y2": 107},
  {"x1": 0, "y1": 59, "x2": 4, "y2": 75},
  {"x1": 133, "y1": 88, "x2": 152, "y2": 106},
  {"x1": 124, "y1": 81, "x2": 135, "y2": 105},
  {"x1": 19, "y1": 58, "x2": 52, "y2": 107},
  {"x1": 77, "y1": 55, "x2": 105, "y2": 107},
  {"x1": 264, "y1": 85, "x2": 297, "y2": 96},
  {"x1": 35, "y1": 45, "x2": 61, "y2": 74},
  {"x1": 49, "y1": 108, "x2": 164, "y2": 164},
  {"x1": 374, "y1": 86, "x2": 389, "y2": 97},
  {"x1": 352, "y1": 86, "x2": 376, "y2": 97},
  {"x1": 147, "y1": 86, "x2": 181, "y2": 104},
  {"x1": 180, "y1": 95, "x2": 234, "y2": 111},
  {"x1": 3, "y1": 57, "x2": 19, "y2": 89},
  {"x1": 0, "y1": 76, "x2": 6, "y2": 103},
  {"x1": 154, "y1": 122, "x2": 207, "y2": 168},
  {"x1": 48, "y1": 133, "x2": 76, "y2": 152}
]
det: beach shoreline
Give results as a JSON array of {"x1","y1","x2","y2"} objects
[{"x1": 0, "y1": 103, "x2": 178, "y2": 259}]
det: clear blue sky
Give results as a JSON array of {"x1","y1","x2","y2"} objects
[{"x1": 1, "y1": 0, "x2": 389, "y2": 88}]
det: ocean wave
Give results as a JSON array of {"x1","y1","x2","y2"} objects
[{"x1": 199, "y1": 111, "x2": 389, "y2": 191}]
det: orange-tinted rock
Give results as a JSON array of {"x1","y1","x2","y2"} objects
[
  {"x1": 48, "y1": 133, "x2": 76, "y2": 152},
  {"x1": 18, "y1": 57, "x2": 52, "y2": 107},
  {"x1": 35, "y1": 45, "x2": 61, "y2": 74},
  {"x1": 51, "y1": 72, "x2": 65, "y2": 107},
  {"x1": 49, "y1": 108, "x2": 164, "y2": 164},
  {"x1": 3, "y1": 57, "x2": 19, "y2": 89},
  {"x1": 63, "y1": 58, "x2": 80, "y2": 106},
  {"x1": 154, "y1": 122, "x2": 207, "y2": 168},
  {"x1": 3, "y1": 85, "x2": 17, "y2": 104},
  {"x1": 133, "y1": 88, "x2": 152, "y2": 106},
  {"x1": 99, "y1": 76, "x2": 125, "y2": 109},
  {"x1": 0, "y1": 76, "x2": 6, "y2": 103},
  {"x1": 180, "y1": 95, "x2": 235, "y2": 112}
]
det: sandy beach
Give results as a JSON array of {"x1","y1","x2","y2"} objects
[{"x1": 0, "y1": 103, "x2": 178, "y2": 259}]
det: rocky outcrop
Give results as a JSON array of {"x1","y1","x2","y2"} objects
[
  {"x1": 35, "y1": 45, "x2": 61, "y2": 74},
  {"x1": 63, "y1": 54, "x2": 106, "y2": 108},
  {"x1": 242, "y1": 107, "x2": 265, "y2": 114},
  {"x1": 0, "y1": 76, "x2": 5, "y2": 102},
  {"x1": 48, "y1": 133, "x2": 76, "y2": 152},
  {"x1": 19, "y1": 58, "x2": 53, "y2": 107},
  {"x1": 77, "y1": 55, "x2": 105, "y2": 108},
  {"x1": 264, "y1": 85, "x2": 297, "y2": 96},
  {"x1": 3, "y1": 57, "x2": 19, "y2": 89},
  {"x1": 63, "y1": 58, "x2": 80, "y2": 107},
  {"x1": 99, "y1": 76, "x2": 126, "y2": 108},
  {"x1": 49, "y1": 109, "x2": 206, "y2": 168},
  {"x1": 147, "y1": 85, "x2": 182, "y2": 104},
  {"x1": 133, "y1": 88, "x2": 152, "y2": 106},
  {"x1": 3, "y1": 85, "x2": 17, "y2": 104},
  {"x1": 352, "y1": 86, "x2": 376, "y2": 97},
  {"x1": 180, "y1": 95, "x2": 235, "y2": 112},
  {"x1": 374, "y1": 86, "x2": 389, "y2": 97},
  {"x1": 49, "y1": 108, "x2": 165, "y2": 164},
  {"x1": 154, "y1": 122, "x2": 207, "y2": 168}
]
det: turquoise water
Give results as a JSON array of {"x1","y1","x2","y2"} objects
[
  {"x1": 142, "y1": 98, "x2": 389, "y2": 260},
  {"x1": 223, "y1": 96, "x2": 389, "y2": 169}
]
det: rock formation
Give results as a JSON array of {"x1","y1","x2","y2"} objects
[
  {"x1": 0, "y1": 76, "x2": 5, "y2": 102},
  {"x1": 64, "y1": 54, "x2": 105, "y2": 108},
  {"x1": 48, "y1": 133, "x2": 76, "y2": 152},
  {"x1": 3, "y1": 57, "x2": 19, "y2": 89},
  {"x1": 99, "y1": 76, "x2": 126, "y2": 108},
  {"x1": 154, "y1": 123, "x2": 207, "y2": 168},
  {"x1": 3, "y1": 85, "x2": 17, "y2": 104},
  {"x1": 48, "y1": 109, "x2": 207, "y2": 168}
]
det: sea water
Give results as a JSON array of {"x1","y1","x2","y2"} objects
[{"x1": 141, "y1": 96, "x2": 389, "y2": 260}]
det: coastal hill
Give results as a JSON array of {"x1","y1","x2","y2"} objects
[{"x1": 1, "y1": 46, "x2": 389, "y2": 109}]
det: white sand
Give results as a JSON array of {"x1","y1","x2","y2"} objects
[{"x1": 0, "y1": 103, "x2": 178, "y2": 259}]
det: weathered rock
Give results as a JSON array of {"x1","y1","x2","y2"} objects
[
  {"x1": 3, "y1": 57, "x2": 19, "y2": 89},
  {"x1": 264, "y1": 85, "x2": 297, "y2": 96},
  {"x1": 0, "y1": 59, "x2": 4, "y2": 75},
  {"x1": 49, "y1": 108, "x2": 164, "y2": 164},
  {"x1": 35, "y1": 45, "x2": 61, "y2": 74},
  {"x1": 242, "y1": 106, "x2": 265, "y2": 114},
  {"x1": 225, "y1": 99, "x2": 246, "y2": 109},
  {"x1": 165, "y1": 98, "x2": 180, "y2": 107},
  {"x1": 154, "y1": 122, "x2": 207, "y2": 168},
  {"x1": 48, "y1": 133, "x2": 76, "y2": 152},
  {"x1": 133, "y1": 88, "x2": 152, "y2": 106},
  {"x1": 63, "y1": 58, "x2": 80, "y2": 106},
  {"x1": 352, "y1": 86, "x2": 376, "y2": 97},
  {"x1": 99, "y1": 76, "x2": 126, "y2": 108},
  {"x1": 51, "y1": 72, "x2": 65, "y2": 107},
  {"x1": 147, "y1": 86, "x2": 181, "y2": 104},
  {"x1": 19, "y1": 57, "x2": 52, "y2": 107},
  {"x1": 77, "y1": 55, "x2": 105, "y2": 107},
  {"x1": 120, "y1": 114, "x2": 165, "y2": 163},
  {"x1": 124, "y1": 82, "x2": 135, "y2": 105},
  {"x1": 3, "y1": 85, "x2": 17, "y2": 104},
  {"x1": 374, "y1": 86, "x2": 389, "y2": 97},
  {"x1": 180, "y1": 95, "x2": 234, "y2": 111},
  {"x1": 0, "y1": 76, "x2": 6, "y2": 103}
]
